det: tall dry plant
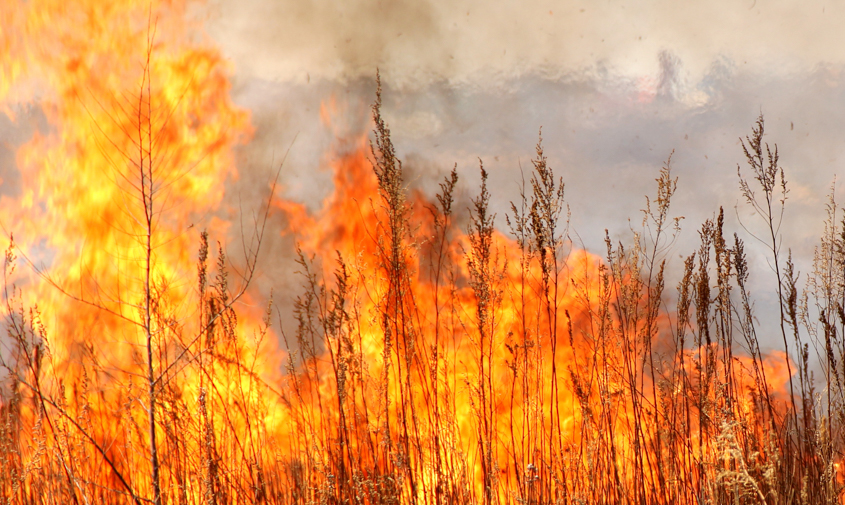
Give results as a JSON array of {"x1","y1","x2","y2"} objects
[
  {"x1": 2, "y1": 66, "x2": 845, "y2": 505},
  {"x1": 0, "y1": 24, "x2": 280, "y2": 505}
]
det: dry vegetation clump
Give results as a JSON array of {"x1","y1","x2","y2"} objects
[{"x1": 1, "y1": 72, "x2": 844, "y2": 505}]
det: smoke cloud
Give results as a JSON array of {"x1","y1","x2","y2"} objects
[
  {"x1": 201, "y1": 0, "x2": 845, "y2": 351},
  {"x1": 205, "y1": 0, "x2": 843, "y2": 87}
]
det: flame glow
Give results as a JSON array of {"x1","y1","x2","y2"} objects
[{"x1": 0, "y1": 1, "x2": 814, "y2": 504}]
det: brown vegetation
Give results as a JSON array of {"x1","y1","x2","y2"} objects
[{"x1": 1, "y1": 66, "x2": 844, "y2": 504}]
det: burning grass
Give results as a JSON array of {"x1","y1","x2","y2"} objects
[
  {"x1": 2, "y1": 85, "x2": 845, "y2": 503},
  {"x1": 1, "y1": 3, "x2": 845, "y2": 503}
]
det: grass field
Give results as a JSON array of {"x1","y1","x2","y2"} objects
[{"x1": 1, "y1": 68, "x2": 844, "y2": 504}]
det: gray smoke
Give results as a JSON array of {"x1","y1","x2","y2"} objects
[{"x1": 124, "y1": 1, "x2": 845, "y2": 351}]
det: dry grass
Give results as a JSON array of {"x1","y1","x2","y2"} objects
[{"x1": 0, "y1": 75, "x2": 844, "y2": 505}]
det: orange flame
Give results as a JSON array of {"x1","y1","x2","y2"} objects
[
  {"x1": 0, "y1": 1, "x2": 283, "y2": 502},
  {"x1": 0, "y1": 1, "x2": 809, "y2": 504},
  {"x1": 272, "y1": 114, "x2": 800, "y2": 503}
]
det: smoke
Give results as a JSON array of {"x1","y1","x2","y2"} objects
[
  {"x1": 203, "y1": 0, "x2": 845, "y2": 250},
  {"x1": 0, "y1": 104, "x2": 48, "y2": 201},
  {"x1": 202, "y1": 0, "x2": 845, "y2": 351},
  {"x1": 204, "y1": 0, "x2": 843, "y2": 88}
]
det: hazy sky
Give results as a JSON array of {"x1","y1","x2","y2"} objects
[
  {"x1": 201, "y1": 0, "x2": 845, "y2": 235},
  {"x1": 206, "y1": 0, "x2": 843, "y2": 86},
  {"x1": 201, "y1": 0, "x2": 845, "y2": 346}
]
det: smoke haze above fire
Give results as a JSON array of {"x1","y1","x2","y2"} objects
[
  {"x1": 205, "y1": 0, "x2": 843, "y2": 87},
  {"x1": 199, "y1": 0, "x2": 845, "y2": 348}
]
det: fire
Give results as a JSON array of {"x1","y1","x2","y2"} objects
[
  {"x1": 271, "y1": 111, "x2": 800, "y2": 503},
  {"x1": 0, "y1": 0, "x2": 280, "y2": 502},
  {"x1": 0, "y1": 1, "x2": 827, "y2": 504}
]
